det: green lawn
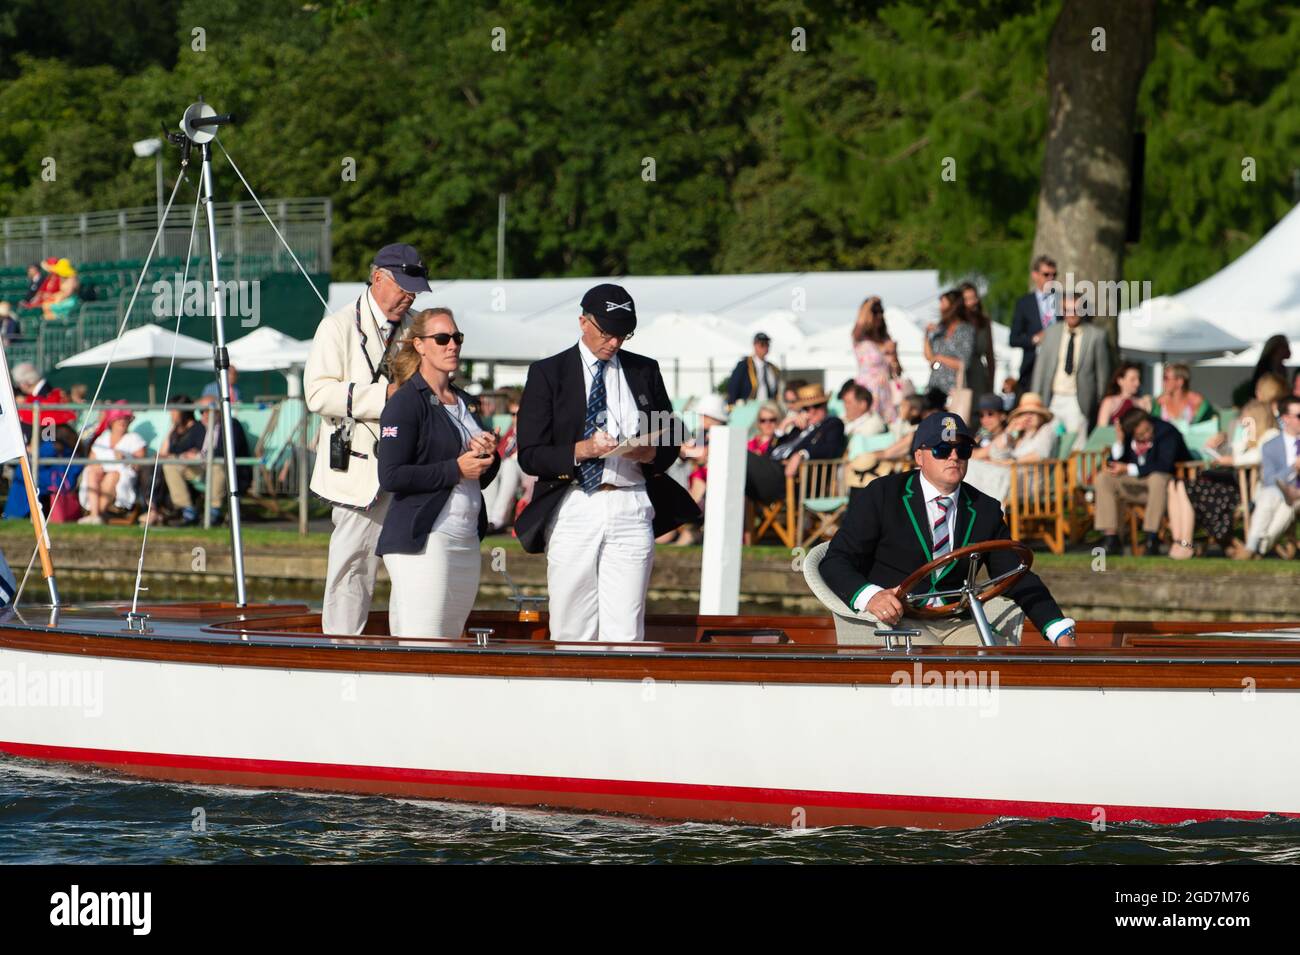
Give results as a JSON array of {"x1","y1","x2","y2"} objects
[{"x1": 2, "y1": 521, "x2": 1296, "y2": 575}]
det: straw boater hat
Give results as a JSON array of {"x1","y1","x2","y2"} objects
[
  {"x1": 790, "y1": 383, "x2": 831, "y2": 409},
  {"x1": 1007, "y1": 392, "x2": 1054, "y2": 425}
]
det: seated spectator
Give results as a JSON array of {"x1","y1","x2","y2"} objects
[
  {"x1": 1000, "y1": 376, "x2": 1018, "y2": 412},
  {"x1": 40, "y1": 258, "x2": 80, "y2": 320},
  {"x1": 963, "y1": 393, "x2": 1058, "y2": 502},
  {"x1": 68, "y1": 383, "x2": 88, "y2": 404},
  {"x1": 971, "y1": 393, "x2": 1008, "y2": 458},
  {"x1": 1168, "y1": 396, "x2": 1278, "y2": 559},
  {"x1": 775, "y1": 378, "x2": 808, "y2": 441},
  {"x1": 745, "y1": 383, "x2": 845, "y2": 504},
  {"x1": 1097, "y1": 362, "x2": 1151, "y2": 428},
  {"x1": 78, "y1": 405, "x2": 147, "y2": 524},
  {"x1": 662, "y1": 393, "x2": 729, "y2": 546},
  {"x1": 1155, "y1": 363, "x2": 1211, "y2": 425},
  {"x1": 839, "y1": 380, "x2": 885, "y2": 441},
  {"x1": 1234, "y1": 395, "x2": 1300, "y2": 560},
  {"x1": 198, "y1": 399, "x2": 251, "y2": 526},
  {"x1": 12, "y1": 362, "x2": 74, "y2": 440},
  {"x1": 747, "y1": 402, "x2": 781, "y2": 456},
  {"x1": 200, "y1": 365, "x2": 241, "y2": 404},
  {"x1": 43, "y1": 424, "x2": 84, "y2": 523},
  {"x1": 727, "y1": 332, "x2": 780, "y2": 406},
  {"x1": 1095, "y1": 407, "x2": 1192, "y2": 556},
  {"x1": 148, "y1": 395, "x2": 209, "y2": 526},
  {"x1": 844, "y1": 395, "x2": 926, "y2": 488},
  {"x1": 19, "y1": 262, "x2": 44, "y2": 308},
  {"x1": 0, "y1": 302, "x2": 19, "y2": 346}
]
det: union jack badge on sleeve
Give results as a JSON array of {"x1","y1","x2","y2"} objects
[{"x1": 381, "y1": 426, "x2": 398, "y2": 438}]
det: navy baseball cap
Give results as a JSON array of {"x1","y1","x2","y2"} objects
[
  {"x1": 910, "y1": 411, "x2": 974, "y2": 452},
  {"x1": 976, "y1": 393, "x2": 1004, "y2": 414},
  {"x1": 372, "y1": 243, "x2": 431, "y2": 294},
  {"x1": 580, "y1": 283, "x2": 637, "y2": 337},
  {"x1": 753, "y1": 331, "x2": 771, "y2": 343}
]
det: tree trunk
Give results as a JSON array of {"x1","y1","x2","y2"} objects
[{"x1": 1033, "y1": 0, "x2": 1156, "y2": 351}]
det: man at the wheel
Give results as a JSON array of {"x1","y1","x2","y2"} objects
[{"x1": 820, "y1": 412, "x2": 1077, "y2": 646}]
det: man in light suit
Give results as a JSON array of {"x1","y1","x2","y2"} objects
[
  {"x1": 1240, "y1": 395, "x2": 1300, "y2": 559},
  {"x1": 305, "y1": 243, "x2": 428, "y2": 634},
  {"x1": 1009, "y1": 254, "x2": 1058, "y2": 390},
  {"x1": 1030, "y1": 292, "x2": 1111, "y2": 447}
]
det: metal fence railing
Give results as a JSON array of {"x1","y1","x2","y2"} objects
[{"x1": 0, "y1": 198, "x2": 332, "y2": 273}]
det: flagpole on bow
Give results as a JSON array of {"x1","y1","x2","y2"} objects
[{"x1": 0, "y1": 339, "x2": 59, "y2": 607}]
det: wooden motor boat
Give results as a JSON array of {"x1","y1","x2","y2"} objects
[{"x1": 4, "y1": 557, "x2": 1300, "y2": 831}]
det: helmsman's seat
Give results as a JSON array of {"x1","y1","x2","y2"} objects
[{"x1": 802, "y1": 541, "x2": 891, "y2": 644}]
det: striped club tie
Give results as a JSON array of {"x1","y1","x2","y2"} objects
[
  {"x1": 931, "y1": 495, "x2": 952, "y2": 557},
  {"x1": 578, "y1": 359, "x2": 608, "y2": 492}
]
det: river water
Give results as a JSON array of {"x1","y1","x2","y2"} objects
[{"x1": 5, "y1": 757, "x2": 1300, "y2": 864}]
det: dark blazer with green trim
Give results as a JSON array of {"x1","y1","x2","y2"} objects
[{"x1": 819, "y1": 470, "x2": 1064, "y2": 633}]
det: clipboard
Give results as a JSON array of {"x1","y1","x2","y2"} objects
[{"x1": 601, "y1": 429, "x2": 665, "y2": 459}]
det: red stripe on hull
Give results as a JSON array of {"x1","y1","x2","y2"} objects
[{"x1": 0, "y1": 740, "x2": 1291, "y2": 830}]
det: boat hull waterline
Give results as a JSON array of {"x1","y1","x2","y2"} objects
[{"x1": 4, "y1": 608, "x2": 1300, "y2": 830}]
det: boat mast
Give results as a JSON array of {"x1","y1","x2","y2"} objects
[{"x1": 179, "y1": 100, "x2": 248, "y2": 606}]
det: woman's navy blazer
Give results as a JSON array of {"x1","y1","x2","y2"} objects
[{"x1": 375, "y1": 375, "x2": 500, "y2": 556}]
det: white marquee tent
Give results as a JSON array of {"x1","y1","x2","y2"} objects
[{"x1": 326, "y1": 270, "x2": 945, "y2": 397}]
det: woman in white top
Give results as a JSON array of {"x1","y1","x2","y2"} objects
[
  {"x1": 78, "y1": 406, "x2": 146, "y2": 523},
  {"x1": 962, "y1": 393, "x2": 1058, "y2": 503},
  {"x1": 376, "y1": 308, "x2": 499, "y2": 639}
]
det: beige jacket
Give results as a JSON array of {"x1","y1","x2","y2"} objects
[{"x1": 305, "y1": 295, "x2": 410, "y2": 507}]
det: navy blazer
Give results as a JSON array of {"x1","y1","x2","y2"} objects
[
  {"x1": 1110, "y1": 417, "x2": 1191, "y2": 477},
  {"x1": 1009, "y1": 292, "x2": 1047, "y2": 384},
  {"x1": 375, "y1": 376, "x2": 500, "y2": 556},
  {"x1": 820, "y1": 471, "x2": 1065, "y2": 634},
  {"x1": 515, "y1": 345, "x2": 701, "y2": 553}
]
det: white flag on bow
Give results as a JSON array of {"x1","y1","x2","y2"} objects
[{"x1": 0, "y1": 340, "x2": 31, "y2": 465}]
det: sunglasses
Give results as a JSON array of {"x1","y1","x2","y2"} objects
[
  {"x1": 927, "y1": 442, "x2": 973, "y2": 460},
  {"x1": 384, "y1": 262, "x2": 428, "y2": 278},
  {"x1": 758, "y1": 416, "x2": 778, "y2": 424},
  {"x1": 586, "y1": 316, "x2": 634, "y2": 342},
  {"x1": 415, "y1": 332, "x2": 464, "y2": 346}
]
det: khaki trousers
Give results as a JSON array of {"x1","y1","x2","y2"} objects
[
  {"x1": 1094, "y1": 470, "x2": 1170, "y2": 535},
  {"x1": 840, "y1": 596, "x2": 1025, "y2": 646},
  {"x1": 162, "y1": 462, "x2": 226, "y2": 511},
  {"x1": 322, "y1": 494, "x2": 391, "y2": 636},
  {"x1": 1245, "y1": 485, "x2": 1300, "y2": 553}
]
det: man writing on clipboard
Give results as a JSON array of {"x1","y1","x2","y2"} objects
[
  {"x1": 516, "y1": 284, "x2": 699, "y2": 642},
  {"x1": 305, "y1": 243, "x2": 430, "y2": 635}
]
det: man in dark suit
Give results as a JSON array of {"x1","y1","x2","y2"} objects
[
  {"x1": 516, "y1": 283, "x2": 699, "y2": 642},
  {"x1": 819, "y1": 412, "x2": 1076, "y2": 646},
  {"x1": 1095, "y1": 407, "x2": 1192, "y2": 556},
  {"x1": 726, "y1": 332, "x2": 780, "y2": 406},
  {"x1": 745, "y1": 382, "x2": 846, "y2": 504},
  {"x1": 1009, "y1": 254, "x2": 1058, "y2": 390}
]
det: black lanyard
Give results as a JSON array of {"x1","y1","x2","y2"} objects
[{"x1": 354, "y1": 296, "x2": 401, "y2": 384}]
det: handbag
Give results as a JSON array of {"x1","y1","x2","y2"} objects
[{"x1": 946, "y1": 363, "x2": 973, "y2": 423}]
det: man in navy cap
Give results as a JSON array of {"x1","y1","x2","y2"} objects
[
  {"x1": 305, "y1": 242, "x2": 431, "y2": 635},
  {"x1": 817, "y1": 411, "x2": 1076, "y2": 646},
  {"x1": 726, "y1": 331, "x2": 781, "y2": 406},
  {"x1": 516, "y1": 283, "x2": 699, "y2": 641}
]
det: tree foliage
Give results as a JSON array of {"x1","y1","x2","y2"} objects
[{"x1": 0, "y1": 0, "x2": 1295, "y2": 325}]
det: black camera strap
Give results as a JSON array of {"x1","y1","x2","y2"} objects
[{"x1": 354, "y1": 296, "x2": 402, "y2": 385}]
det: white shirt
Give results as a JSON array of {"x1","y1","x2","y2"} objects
[
  {"x1": 1035, "y1": 288, "x2": 1055, "y2": 329},
  {"x1": 752, "y1": 356, "x2": 771, "y2": 400},
  {"x1": 430, "y1": 397, "x2": 484, "y2": 539},
  {"x1": 91, "y1": 430, "x2": 146, "y2": 477},
  {"x1": 576, "y1": 338, "x2": 644, "y2": 488}
]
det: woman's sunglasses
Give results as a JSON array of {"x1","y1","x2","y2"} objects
[
  {"x1": 758, "y1": 417, "x2": 778, "y2": 424},
  {"x1": 927, "y1": 442, "x2": 973, "y2": 460},
  {"x1": 415, "y1": 332, "x2": 464, "y2": 346}
]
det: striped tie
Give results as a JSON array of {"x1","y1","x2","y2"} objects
[
  {"x1": 932, "y1": 495, "x2": 952, "y2": 557},
  {"x1": 578, "y1": 359, "x2": 608, "y2": 492}
]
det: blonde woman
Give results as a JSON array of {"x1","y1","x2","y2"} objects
[
  {"x1": 962, "y1": 393, "x2": 1058, "y2": 502},
  {"x1": 1168, "y1": 381, "x2": 1283, "y2": 559},
  {"x1": 376, "y1": 308, "x2": 499, "y2": 638}
]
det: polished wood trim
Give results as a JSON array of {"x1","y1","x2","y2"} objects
[{"x1": 6, "y1": 614, "x2": 1300, "y2": 689}]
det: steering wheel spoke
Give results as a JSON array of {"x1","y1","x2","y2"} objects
[{"x1": 893, "y1": 541, "x2": 1035, "y2": 620}]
